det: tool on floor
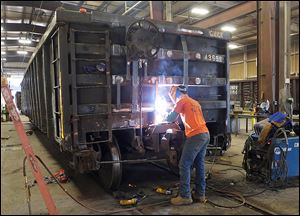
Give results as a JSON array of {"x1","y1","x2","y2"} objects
[
  {"x1": 154, "y1": 186, "x2": 172, "y2": 195},
  {"x1": 1, "y1": 77, "x2": 57, "y2": 215},
  {"x1": 118, "y1": 191, "x2": 147, "y2": 206},
  {"x1": 119, "y1": 198, "x2": 138, "y2": 206},
  {"x1": 26, "y1": 130, "x2": 33, "y2": 136},
  {"x1": 52, "y1": 169, "x2": 70, "y2": 183},
  {"x1": 30, "y1": 169, "x2": 70, "y2": 186}
]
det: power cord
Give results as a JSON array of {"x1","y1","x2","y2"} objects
[{"x1": 267, "y1": 128, "x2": 289, "y2": 188}]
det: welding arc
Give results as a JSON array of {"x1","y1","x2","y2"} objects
[{"x1": 24, "y1": 155, "x2": 169, "y2": 214}]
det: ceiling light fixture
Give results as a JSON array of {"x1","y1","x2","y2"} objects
[
  {"x1": 191, "y1": 8, "x2": 209, "y2": 15},
  {"x1": 19, "y1": 38, "x2": 32, "y2": 44},
  {"x1": 228, "y1": 43, "x2": 239, "y2": 50},
  {"x1": 221, "y1": 25, "x2": 236, "y2": 32},
  {"x1": 1, "y1": 51, "x2": 6, "y2": 55},
  {"x1": 17, "y1": 50, "x2": 28, "y2": 55}
]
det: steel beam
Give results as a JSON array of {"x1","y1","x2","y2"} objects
[
  {"x1": 122, "y1": 1, "x2": 143, "y2": 15},
  {"x1": 192, "y1": 1, "x2": 257, "y2": 29},
  {"x1": 233, "y1": 36, "x2": 257, "y2": 46},
  {"x1": 232, "y1": 32, "x2": 257, "y2": 41},
  {"x1": 165, "y1": 1, "x2": 172, "y2": 22},
  {"x1": 150, "y1": 1, "x2": 163, "y2": 21},
  {"x1": 1, "y1": 1, "x2": 81, "y2": 11},
  {"x1": 1, "y1": 62, "x2": 28, "y2": 68},
  {"x1": 2, "y1": 40, "x2": 38, "y2": 47},
  {"x1": 2, "y1": 23, "x2": 46, "y2": 34},
  {"x1": 96, "y1": 1, "x2": 111, "y2": 12},
  {"x1": 1, "y1": 68, "x2": 25, "y2": 75},
  {"x1": 2, "y1": 57, "x2": 31, "y2": 62},
  {"x1": 257, "y1": 1, "x2": 279, "y2": 113},
  {"x1": 1, "y1": 50, "x2": 34, "y2": 55}
]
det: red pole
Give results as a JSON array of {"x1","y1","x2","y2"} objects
[{"x1": 1, "y1": 78, "x2": 58, "y2": 215}]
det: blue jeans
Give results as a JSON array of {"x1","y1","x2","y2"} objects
[{"x1": 179, "y1": 132, "x2": 210, "y2": 198}]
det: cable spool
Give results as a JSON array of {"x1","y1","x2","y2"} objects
[{"x1": 126, "y1": 19, "x2": 161, "y2": 60}]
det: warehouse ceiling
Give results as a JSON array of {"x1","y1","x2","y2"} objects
[{"x1": 1, "y1": 1, "x2": 299, "y2": 76}]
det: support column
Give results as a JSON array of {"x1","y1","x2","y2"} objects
[
  {"x1": 257, "y1": 1, "x2": 279, "y2": 113},
  {"x1": 150, "y1": 1, "x2": 163, "y2": 21},
  {"x1": 243, "y1": 46, "x2": 248, "y2": 79},
  {"x1": 278, "y1": 1, "x2": 292, "y2": 115},
  {"x1": 165, "y1": 1, "x2": 172, "y2": 22}
]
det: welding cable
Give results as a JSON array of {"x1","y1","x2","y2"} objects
[
  {"x1": 206, "y1": 167, "x2": 270, "y2": 199},
  {"x1": 242, "y1": 188, "x2": 267, "y2": 198},
  {"x1": 22, "y1": 156, "x2": 32, "y2": 215},
  {"x1": 208, "y1": 179, "x2": 268, "y2": 198},
  {"x1": 206, "y1": 146, "x2": 219, "y2": 178},
  {"x1": 205, "y1": 160, "x2": 244, "y2": 169},
  {"x1": 214, "y1": 168, "x2": 246, "y2": 177},
  {"x1": 189, "y1": 176, "x2": 247, "y2": 209},
  {"x1": 206, "y1": 185, "x2": 246, "y2": 208},
  {"x1": 150, "y1": 161, "x2": 179, "y2": 177},
  {"x1": 267, "y1": 128, "x2": 289, "y2": 187},
  {"x1": 33, "y1": 155, "x2": 169, "y2": 215}
]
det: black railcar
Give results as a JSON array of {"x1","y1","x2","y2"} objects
[{"x1": 21, "y1": 9, "x2": 231, "y2": 189}]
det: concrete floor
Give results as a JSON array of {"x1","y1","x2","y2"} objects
[{"x1": 1, "y1": 116, "x2": 299, "y2": 215}]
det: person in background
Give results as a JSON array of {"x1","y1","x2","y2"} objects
[{"x1": 165, "y1": 85, "x2": 210, "y2": 205}]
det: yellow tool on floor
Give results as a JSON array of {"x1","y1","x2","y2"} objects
[
  {"x1": 119, "y1": 198, "x2": 138, "y2": 206},
  {"x1": 119, "y1": 191, "x2": 147, "y2": 206},
  {"x1": 154, "y1": 187, "x2": 172, "y2": 195}
]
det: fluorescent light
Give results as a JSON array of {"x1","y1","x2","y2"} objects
[
  {"x1": 1, "y1": 51, "x2": 6, "y2": 55},
  {"x1": 17, "y1": 50, "x2": 28, "y2": 55},
  {"x1": 6, "y1": 19, "x2": 22, "y2": 24},
  {"x1": 228, "y1": 43, "x2": 239, "y2": 50},
  {"x1": 31, "y1": 21, "x2": 47, "y2": 27},
  {"x1": 1, "y1": 26, "x2": 3, "y2": 31},
  {"x1": 191, "y1": 8, "x2": 209, "y2": 15},
  {"x1": 221, "y1": 25, "x2": 236, "y2": 32},
  {"x1": 1, "y1": 41, "x2": 4, "y2": 45},
  {"x1": 1, "y1": 57, "x2": 6, "y2": 61},
  {"x1": 19, "y1": 39, "x2": 32, "y2": 44}
]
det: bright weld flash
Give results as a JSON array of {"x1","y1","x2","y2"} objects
[{"x1": 155, "y1": 96, "x2": 168, "y2": 124}]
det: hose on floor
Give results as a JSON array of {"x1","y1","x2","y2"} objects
[
  {"x1": 22, "y1": 155, "x2": 170, "y2": 215},
  {"x1": 206, "y1": 185, "x2": 246, "y2": 208},
  {"x1": 22, "y1": 156, "x2": 32, "y2": 215}
]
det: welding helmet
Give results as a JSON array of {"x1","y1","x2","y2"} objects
[
  {"x1": 169, "y1": 85, "x2": 187, "y2": 104},
  {"x1": 177, "y1": 85, "x2": 187, "y2": 93}
]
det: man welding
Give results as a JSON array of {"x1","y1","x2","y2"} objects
[{"x1": 165, "y1": 85, "x2": 210, "y2": 205}]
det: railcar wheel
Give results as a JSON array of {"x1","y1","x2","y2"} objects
[{"x1": 98, "y1": 137, "x2": 122, "y2": 190}]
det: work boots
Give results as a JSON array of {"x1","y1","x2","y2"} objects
[
  {"x1": 192, "y1": 192, "x2": 207, "y2": 203},
  {"x1": 170, "y1": 195, "x2": 193, "y2": 205}
]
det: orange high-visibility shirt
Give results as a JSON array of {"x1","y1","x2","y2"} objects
[{"x1": 174, "y1": 95, "x2": 209, "y2": 137}]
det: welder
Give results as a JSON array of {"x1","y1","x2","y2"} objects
[{"x1": 165, "y1": 85, "x2": 210, "y2": 205}]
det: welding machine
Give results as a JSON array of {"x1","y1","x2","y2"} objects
[{"x1": 242, "y1": 112, "x2": 299, "y2": 186}]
